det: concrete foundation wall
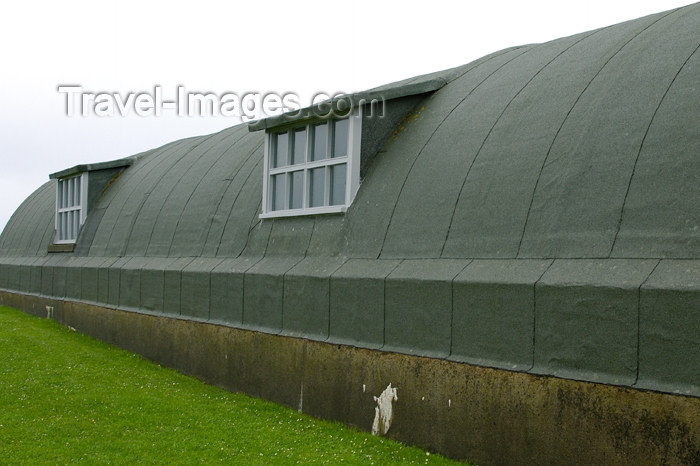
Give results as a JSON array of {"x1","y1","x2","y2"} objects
[{"x1": 1, "y1": 290, "x2": 698, "y2": 465}]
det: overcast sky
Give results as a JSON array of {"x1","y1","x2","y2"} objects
[{"x1": 0, "y1": 0, "x2": 692, "y2": 235}]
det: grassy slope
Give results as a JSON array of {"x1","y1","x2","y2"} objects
[{"x1": 0, "y1": 306, "x2": 463, "y2": 464}]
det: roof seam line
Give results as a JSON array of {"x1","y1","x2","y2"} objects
[
  {"x1": 163, "y1": 131, "x2": 244, "y2": 256},
  {"x1": 10, "y1": 182, "x2": 52, "y2": 255},
  {"x1": 213, "y1": 144, "x2": 264, "y2": 257},
  {"x1": 302, "y1": 218, "x2": 317, "y2": 259},
  {"x1": 35, "y1": 187, "x2": 60, "y2": 256},
  {"x1": 100, "y1": 138, "x2": 193, "y2": 256},
  {"x1": 514, "y1": 9, "x2": 678, "y2": 258},
  {"x1": 530, "y1": 259, "x2": 555, "y2": 372},
  {"x1": 206, "y1": 144, "x2": 261, "y2": 256},
  {"x1": 140, "y1": 133, "x2": 221, "y2": 257},
  {"x1": 96, "y1": 141, "x2": 185, "y2": 255},
  {"x1": 439, "y1": 29, "x2": 598, "y2": 258},
  {"x1": 261, "y1": 210, "x2": 275, "y2": 256},
  {"x1": 238, "y1": 196, "x2": 264, "y2": 257},
  {"x1": 609, "y1": 42, "x2": 700, "y2": 257},
  {"x1": 0, "y1": 178, "x2": 47, "y2": 253},
  {"x1": 631, "y1": 259, "x2": 662, "y2": 388},
  {"x1": 377, "y1": 46, "x2": 532, "y2": 258},
  {"x1": 448, "y1": 46, "x2": 529, "y2": 83},
  {"x1": 166, "y1": 129, "x2": 249, "y2": 257}
]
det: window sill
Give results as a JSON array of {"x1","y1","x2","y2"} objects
[
  {"x1": 260, "y1": 205, "x2": 347, "y2": 219},
  {"x1": 48, "y1": 243, "x2": 75, "y2": 253}
]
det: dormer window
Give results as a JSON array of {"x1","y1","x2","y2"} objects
[
  {"x1": 55, "y1": 173, "x2": 88, "y2": 243},
  {"x1": 249, "y1": 77, "x2": 448, "y2": 219},
  {"x1": 48, "y1": 156, "x2": 134, "y2": 252},
  {"x1": 260, "y1": 112, "x2": 361, "y2": 218}
]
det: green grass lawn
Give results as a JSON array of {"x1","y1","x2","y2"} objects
[{"x1": 0, "y1": 306, "x2": 464, "y2": 464}]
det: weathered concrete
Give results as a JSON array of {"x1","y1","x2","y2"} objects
[{"x1": 2, "y1": 290, "x2": 698, "y2": 466}]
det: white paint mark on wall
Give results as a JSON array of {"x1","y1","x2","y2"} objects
[
  {"x1": 371, "y1": 383, "x2": 398, "y2": 436},
  {"x1": 448, "y1": 399, "x2": 451, "y2": 408},
  {"x1": 45, "y1": 306, "x2": 54, "y2": 319},
  {"x1": 362, "y1": 384, "x2": 366, "y2": 393}
]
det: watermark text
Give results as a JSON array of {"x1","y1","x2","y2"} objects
[{"x1": 57, "y1": 86, "x2": 384, "y2": 121}]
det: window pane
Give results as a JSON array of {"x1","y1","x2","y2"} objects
[
  {"x1": 290, "y1": 171, "x2": 303, "y2": 209},
  {"x1": 273, "y1": 132, "x2": 288, "y2": 168},
  {"x1": 73, "y1": 210, "x2": 80, "y2": 238},
  {"x1": 271, "y1": 173, "x2": 286, "y2": 210},
  {"x1": 292, "y1": 128, "x2": 306, "y2": 165},
  {"x1": 312, "y1": 123, "x2": 328, "y2": 161},
  {"x1": 330, "y1": 164, "x2": 347, "y2": 206},
  {"x1": 70, "y1": 178, "x2": 76, "y2": 206},
  {"x1": 57, "y1": 181, "x2": 64, "y2": 209},
  {"x1": 333, "y1": 119, "x2": 349, "y2": 158},
  {"x1": 68, "y1": 211, "x2": 74, "y2": 240},
  {"x1": 75, "y1": 177, "x2": 81, "y2": 205},
  {"x1": 310, "y1": 167, "x2": 326, "y2": 207},
  {"x1": 62, "y1": 180, "x2": 68, "y2": 208},
  {"x1": 57, "y1": 213, "x2": 63, "y2": 240},
  {"x1": 68, "y1": 178, "x2": 75, "y2": 207}
]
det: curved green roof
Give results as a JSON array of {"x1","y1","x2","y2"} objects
[{"x1": 2, "y1": 4, "x2": 698, "y2": 260}]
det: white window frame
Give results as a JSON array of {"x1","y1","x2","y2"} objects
[
  {"x1": 54, "y1": 173, "x2": 88, "y2": 243},
  {"x1": 260, "y1": 111, "x2": 361, "y2": 218}
]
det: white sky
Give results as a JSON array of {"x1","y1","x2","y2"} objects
[{"x1": 0, "y1": 0, "x2": 693, "y2": 234}]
